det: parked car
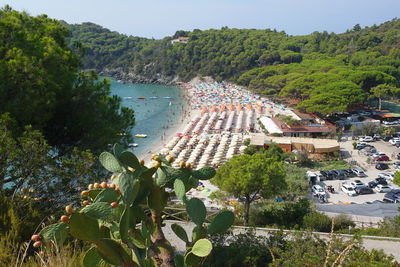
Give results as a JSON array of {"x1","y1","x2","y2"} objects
[
  {"x1": 383, "y1": 189, "x2": 400, "y2": 203},
  {"x1": 368, "y1": 177, "x2": 388, "y2": 188},
  {"x1": 373, "y1": 134, "x2": 382, "y2": 140},
  {"x1": 314, "y1": 171, "x2": 325, "y2": 182},
  {"x1": 344, "y1": 169, "x2": 356, "y2": 177},
  {"x1": 312, "y1": 185, "x2": 326, "y2": 197},
  {"x1": 341, "y1": 184, "x2": 357, "y2": 196},
  {"x1": 378, "y1": 172, "x2": 394, "y2": 181},
  {"x1": 352, "y1": 168, "x2": 367, "y2": 177},
  {"x1": 397, "y1": 153, "x2": 400, "y2": 160},
  {"x1": 351, "y1": 180, "x2": 365, "y2": 187},
  {"x1": 332, "y1": 170, "x2": 347, "y2": 180},
  {"x1": 375, "y1": 184, "x2": 392, "y2": 193},
  {"x1": 355, "y1": 186, "x2": 374, "y2": 194},
  {"x1": 356, "y1": 143, "x2": 368, "y2": 150},
  {"x1": 375, "y1": 163, "x2": 389, "y2": 170},
  {"x1": 374, "y1": 155, "x2": 390, "y2": 161},
  {"x1": 319, "y1": 170, "x2": 333, "y2": 180},
  {"x1": 383, "y1": 136, "x2": 392, "y2": 142},
  {"x1": 389, "y1": 138, "x2": 400, "y2": 145},
  {"x1": 359, "y1": 136, "x2": 373, "y2": 142}
]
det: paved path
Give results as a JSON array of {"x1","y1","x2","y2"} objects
[{"x1": 163, "y1": 220, "x2": 400, "y2": 261}]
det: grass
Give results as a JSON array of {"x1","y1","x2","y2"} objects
[{"x1": 309, "y1": 160, "x2": 352, "y2": 171}]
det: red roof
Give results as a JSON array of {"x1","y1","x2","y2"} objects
[{"x1": 272, "y1": 117, "x2": 335, "y2": 133}]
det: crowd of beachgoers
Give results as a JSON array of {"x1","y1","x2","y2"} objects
[{"x1": 144, "y1": 81, "x2": 292, "y2": 207}]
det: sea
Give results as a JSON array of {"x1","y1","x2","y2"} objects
[{"x1": 107, "y1": 77, "x2": 185, "y2": 156}]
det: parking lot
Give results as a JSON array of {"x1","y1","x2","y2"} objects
[{"x1": 313, "y1": 137, "x2": 400, "y2": 204}]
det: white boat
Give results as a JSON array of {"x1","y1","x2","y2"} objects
[
  {"x1": 124, "y1": 97, "x2": 133, "y2": 100},
  {"x1": 135, "y1": 134, "x2": 147, "y2": 138},
  {"x1": 169, "y1": 101, "x2": 172, "y2": 106},
  {"x1": 128, "y1": 143, "x2": 139, "y2": 147},
  {"x1": 163, "y1": 96, "x2": 172, "y2": 99},
  {"x1": 150, "y1": 96, "x2": 159, "y2": 99}
]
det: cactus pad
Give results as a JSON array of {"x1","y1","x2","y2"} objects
[
  {"x1": 173, "y1": 178, "x2": 186, "y2": 200},
  {"x1": 207, "y1": 210, "x2": 235, "y2": 234},
  {"x1": 99, "y1": 152, "x2": 123, "y2": 173},
  {"x1": 171, "y1": 223, "x2": 189, "y2": 243},
  {"x1": 191, "y1": 238, "x2": 213, "y2": 257},
  {"x1": 119, "y1": 151, "x2": 141, "y2": 169},
  {"x1": 39, "y1": 222, "x2": 68, "y2": 247},
  {"x1": 69, "y1": 213, "x2": 101, "y2": 242},
  {"x1": 186, "y1": 198, "x2": 206, "y2": 226},
  {"x1": 191, "y1": 167, "x2": 216, "y2": 180},
  {"x1": 80, "y1": 202, "x2": 113, "y2": 220},
  {"x1": 93, "y1": 188, "x2": 118, "y2": 203},
  {"x1": 83, "y1": 247, "x2": 101, "y2": 267},
  {"x1": 95, "y1": 238, "x2": 133, "y2": 266}
]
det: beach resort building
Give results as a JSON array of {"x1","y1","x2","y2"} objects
[
  {"x1": 259, "y1": 110, "x2": 336, "y2": 137},
  {"x1": 249, "y1": 133, "x2": 340, "y2": 154}
]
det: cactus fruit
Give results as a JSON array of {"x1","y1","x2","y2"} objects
[
  {"x1": 65, "y1": 205, "x2": 74, "y2": 214},
  {"x1": 33, "y1": 241, "x2": 42, "y2": 248},
  {"x1": 60, "y1": 215, "x2": 70, "y2": 223},
  {"x1": 32, "y1": 145, "x2": 234, "y2": 267},
  {"x1": 31, "y1": 234, "x2": 41, "y2": 242},
  {"x1": 100, "y1": 182, "x2": 108, "y2": 189}
]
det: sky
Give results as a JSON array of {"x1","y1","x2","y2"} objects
[{"x1": 2, "y1": 0, "x2": 400, "y2": 39}]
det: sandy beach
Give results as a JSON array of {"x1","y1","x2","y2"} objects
[{"x1": 136, "y1": 84, "x2": 194, "y2": 163}]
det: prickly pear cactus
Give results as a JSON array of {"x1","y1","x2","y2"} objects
[{"x1": 31, "y1": 144, "x2": 235, "y2": 267}]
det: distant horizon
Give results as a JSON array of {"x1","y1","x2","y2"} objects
[{"x1": 2, "y1": 0, "x2": 400, "y2": 39}]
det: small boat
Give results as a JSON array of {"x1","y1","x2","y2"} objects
[
  {"x1": 137, "y1": 97, "x2": 146, "y2": 100},
  {"x1": 124, "y1": 97, "x2": 133, "y2": 99},
  {"x1": 163, "y1": 96, "x2": 172, "y2": 99},
  {"x1": 135, "y1": 134, "x2": 147, "y2": 138},
  {"x1": 150, "y1": 96, "x2": 159, "y2": 99},
  {"x1": 128, "y1": 143, "x2": 139, "y2": 147},
  {"x1": 169, "y1": 101, "x2": 172, "y2": 106}
]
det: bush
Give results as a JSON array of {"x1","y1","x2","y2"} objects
[
  {"x1": 302, "y1": 212, "x2": 355, "y2": 232},
  {"x1": 302, "y1": 212, "x2": 333, "y2": 232},
  {"x1": 249, "y1": 199, "x2": 312, "y2": 228}
]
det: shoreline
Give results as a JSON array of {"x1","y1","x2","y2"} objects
[{"x1": 136, "y1": 83, "x2": 193, "y2": 163}]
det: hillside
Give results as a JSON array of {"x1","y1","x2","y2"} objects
[{"x1": 67, "y1": 19, "x2": 400, "y2": 114}]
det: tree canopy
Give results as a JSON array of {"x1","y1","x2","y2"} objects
[
  {"x1": 0, "y1": 7, "x2": 135, "y2": 153},
  {"x1": 212, "y1": 153, "x2": 287, "y2": 224}
]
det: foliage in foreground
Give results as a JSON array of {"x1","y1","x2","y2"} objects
[
  {"x1": 29, "y1": 146, "x2": 234, "y2": 267},
  {"x1": 205, "y1": 230, "x2": 397, "y2": 267}
]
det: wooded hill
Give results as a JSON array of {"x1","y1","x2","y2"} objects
[{"x1": 67, "y1": 19, "x2": 400, "y2": 114}]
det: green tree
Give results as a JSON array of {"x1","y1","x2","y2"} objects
[
  {"x1": 212, "y1": 153, "x2": 287, "y2": 225},
  {"x1": 370, "y1": 83, "x2": 399, "y2": 110},
  {"x1": 0, "y1": 7, "x2": 135, "y2": 153},
  {"x1": 394, "y1": 171, "x2": 400, "y2": 186}
]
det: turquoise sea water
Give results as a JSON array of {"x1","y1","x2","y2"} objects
[{"x1": 107, "y1": 78, "x2": 184, "y2": 156}]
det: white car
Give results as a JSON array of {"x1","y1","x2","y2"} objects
[
  {"x1": 352, "y1": 168, "x2": 367, "y2": 177},
  {"x1": 359, "y1": 136, "x2": 373, "y2": 142},
  {"x1": 389, "y1": 138, "x2": 400, "y2": 145},
  {"x1": 341, "y1": 184, "x2": 357, "y2": 196},
  {"x1": 375, "y1": 184, "x2": 392, "y2": 193},
  {"x1": 312, "y1": 185, "x2": 326, "y2": 196},
  {"x1": 351, "y1": 180, "x2": 365, "y2": 187},
  {"x1": 378, "y1": 172, "x2": 394, "y2": 181}
]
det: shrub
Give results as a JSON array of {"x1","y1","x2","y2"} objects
[
  {"x1": 302, "y1": 212, "x2": 332, "y2": 232},
  {"x1": 249, "y1": 199, "x2": 312, "y2": 228}
]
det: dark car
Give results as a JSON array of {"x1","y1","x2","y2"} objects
[
  {"x1": 368, "y1": 177, "x2": 388, "y2": 188},
  {"x1": 355, "y1": 186, "x2": 374, "y2": 195},
  {"x1": 366, "y1": 200, "x2": 384, "y2": 204},
  {"x1": 376, "y1": 163, "x2": 389, "y2": 170},
  {"x1": 383, "y1": 189, "x2": 400, "y2": 203},
  {"x1": 320, "y1": 170, "x2": 335, "y2": 180},
  {"x1": 344, "y1": 169, "x2": 356, "y2": 177},
  {"x1": 332, "y1": 170, "x2": 347, "y2": 180},
  {"x1": 383, "y1": 136, "x2": 392, "y2": 142}
]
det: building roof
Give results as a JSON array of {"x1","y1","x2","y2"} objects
[{"x1": 272, "y1": 117, "x2": 333, "y2": 133}]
